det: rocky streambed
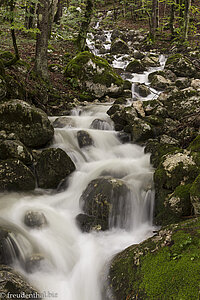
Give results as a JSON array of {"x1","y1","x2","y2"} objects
[{"x1": 0, "y1": 26, "x2": 200, "y2": 300}]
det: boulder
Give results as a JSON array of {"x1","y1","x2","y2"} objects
[
  {"x1": 76, "y1": 213, "x2": 107, "y2": 232},
  {"x1": 108, "y1": 217, "x2": 200, "y2": 300},
  {"x1": 142, "y1": 55, "x2": 160, "y2": 68},
  {"x1": 0, "y1": 139, "x2": 33, "y2": 165},
  {"x1": 35, "y1": 148, "x2": 75, "y2": 189},
  {"x1": 77, "y1": 130, "x2": 94, "y2": 148},
  {"x1": 0, "y1": 265, "x2": 41, "y2": 298},
  {"x1": 135, "y1": 83, "x2": 151, "y2": 97},
  {"x1": 25, "y1": 254, "x2": 45, "y2": 273},
  {"x1": 64, "y1": 51, "x2": 124, "y2": 99},
  {"x1": 127, "y1": 117, "x2": 153, "y2": 143},
  {"x1": 110, "y1": 38, "x2": 129, "y2": 54},
  {"x1": 0, "y1": 159, "x2": 35, "y2": 191},
  {"x1": 165, "y1": 53, "x2": 199, "y2": 78},
  {"x1": 150, "y1": 75, "x2": 172, "y2": 91},
  {"x1": 190, "y1": 175, "x2": 200, "y2": 215},
  {"x1": 0, "y1": 100, "x2": 54, "y2": 148},
  {"x1": 90, "y1": 119, "x2": 111, "y2": 130},
  {"x1": 80, "y1": 177, "x2": 131, "y2": 230},
  {"x1": 175, "y1": 77, "x2": 191, "y2": 89},
  {"x1": 125, "y1": 59, "x2": 146, "y2": 73},
  {"x1": 53, "y1": 116, "x2": 75, "y2": 128},
  {"x1": 24, "y1": 211, "x2": 48, "y2": 229}
]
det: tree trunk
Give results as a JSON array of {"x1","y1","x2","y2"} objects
[
  {"x1": 25, "y1": 1, "x2": 36, "y2": 29},
  {"x1": 54, "y1": 0, "x2": 64, "y2": 24},
  {"x1": 170, "y1": 2, "x2": 175, "y2": 39},
  {"x1": 34, "y1": 0, "x2": 50, "y2": 80},
  {"x1": 76, "y1": 0, "x2": 93, "y2": 52},
  {"x1": 184, "y1": 0, "x2": 191, "y2": 41},
  {"x1": 150, "y1": 0, "x2": 158, "y2": 42},
  {"x1": 9, "y1": 0, "x2": 20, "y2": 63}
]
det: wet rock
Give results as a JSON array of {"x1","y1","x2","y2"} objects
[
  {"x1": 35, "y1": 148, "x2": 75, "y2": 189},
  {"x1": 125, "y1": 59, "x2": 146, "y2": 73},
  {"x1": 175, "y1": 77, "x2": 191, "y2": 89},
  {"x1": 191, "y1": 79, "x2": 200, "y2": 90},
  {"x1": 127, "y1": 117, "x2": 153, "y2": 143},
  {"x1": 133, "y1": 50, "x2": 145, "y2": 60},
  {"x1": 0, "y1": 265, "x2": 41, "y2": 299},
  {"x1": 117, "y1": 132, "x2": 131, "y2": 143},
  {"x1": 150, "y1": 75, "x2": 172, "y2": 91},
  {"x1": 0, "y1": 159, "x2": 36, "y2": 191},
  {"x1": 53, "y1": 116, "x2": 75, "y2": 128},
  {"x1": 80, "y1": 177, "x2": 131, "y2": 230},
  {"x1": 76, "y1": 214, "x2": 107, "y2": 232},
  {"x1": 77, "y1": 130, "x2": 94, "y2": 148},
  {"x1": 135, "y1": 83, "x2": 151, "y2": 97},
  {"x1": 142, "y1": 55, "x2": 160, "y2": 68},
  {"x1": 148, "y1": 69, "x2": 177, "y2": 83},
  {"x1": 0, "y1": 139, "x2": 33, "y2": 165},
  {"x1": 24, "y1": 211, "x2": 48, "y2": 229},
  {"x1": 165, "y1": 53, "x2": 198, "y2": 78},
  {"x1": 110, "y1": 38, "x2": 129, "y2": 54},
  {"x1": 90, "y1": 119, "x2": 111, "y2": 130},
  {"x1": 0, "y1": 100, "x2": 54, "y2": 148},
  {"x1": 108, "y1": 218, "x2": 200, "y2": 300},
  {"x1": 64, "y1": 51, "x2": 124, "y2": 99},
  {"x1": 25, "y1": 254, "x2": 45, "y2": 273}
]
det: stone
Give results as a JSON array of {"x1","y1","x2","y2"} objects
[
  {"x1": 24, "y1": 211, "x2": 48, "y2": 229},
  {"x1": 64, "y1": 51, "x2": 124, "y2": 99},
  {"x1": 0, "y1": 75, "x2": 7, "y2": 100},
  {"x1": 0, "y1": 139, "x2": 33, "y2": 165},
  {"x1": 165, "y1": 53, "x2": 198, "y2": 78},
  {"x1": 25, "y1": 254, "x2": 45, "y2": 273},
  {"x1": 135, "y1": 83, "x2": 151, "y2": 97},
  {"x1": 190, "y1": 175, "x2": 200, "y2": 215},
  {"x1": 150, "y1": 75, "x2": 172, "y2": 91},
  {"x1": 35, "y1": 148, "x2": 75, "y2": 189},
  {"x1": 0, "y1": 100, "x2": 54, "y2": 148},
  {"x1": 77, "y1": 130, "x2": 94, "y2": 148},
  {"x1": 0, "y1": 159, "x2": 35, "y2": 191},
  {"x1": 90, "y1": 119, "x2": 111, "y2": 130},
  {"x1": 53, "y1": 116, "x2": 75, "y2": 128},
  {"x1": 76, "y1": 214, "x2": 107, "y2": 232},
  {"x1": 110, "y1": 38, "x2": 129, "y2": 54},
  {"x1": 175, "y1": 77, "x2": 191, "y2": 89},
  {"x1": 80, "y1": 177, "x2": 131, "y2": 230},
  {"x1": 125, "y1": 59, "x2": 146, "y2": 73}
]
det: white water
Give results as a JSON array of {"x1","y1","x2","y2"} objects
[{"x1": 0, "y1": 103, "x2": 155, "y2": 300}]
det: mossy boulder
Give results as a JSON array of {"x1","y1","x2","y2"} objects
[
  {"x1": 188, "y1": 135, "x2": 200, "y2": 152},
  {"x1": 0, "y1": 59, "x2": 5, "y2": 77},
  {"x1": 141, "y1": 55, "x2": 160, "y2": 68},
  {"x1": 0, "y1": 100, "x2": 54, "y2": 148},
  {"x1": 64, "y1": 51, "x2": 124, "y2": 98},
  {"x1": 125, "y1": 59, "x2": 146, "y2": 73},
  {"x1": 0, "y1": 159, "x2": 36, "y2": 191},
  {"x1": 0, "y1": 139, "x2": 33, "y2": 165},
  {"x1": 35, "y1": 148, "x2": 75, "y2": 189},
  {"x1": 135, "y1": 83, "x2": 151, "y2": 97},
  {"x1": 126, "y1": 117, "x2": 153, "y2": 143},
  {"x1": 108, "y1": 217, "x2": 200, "y2": 300},
  {"x1": 80, "y1": 177, "x2": 131, "y2": 230},
  {"x1": 110, "y1": 38, "x2": 129, "y2": 54},
  {"x1": 175, "y1": 77, "x2": 191, "y2": 89},
  {"x1": 190, "y1": 175, "x2": 200, "y2": 215},
  {"x1": 165, "y1": 53, "x2": 199, "y2": 78},
  {"x1": 0, "y1": 265, "x2": 41, "y2": 298}
]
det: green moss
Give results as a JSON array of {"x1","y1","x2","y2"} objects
[
  {"x1": 109, "y1": 218, "x2": 200, "y2": 300},
  {"x1": 165, "y1": 53, "x2": 183, "y2": 65}
]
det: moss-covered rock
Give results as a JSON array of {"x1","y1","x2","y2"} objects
[
  {"x1": 64, "y1": 51, "x2": 124, "y2": 98},
  {"x1": 110, "y1": 38, "x2": 129, "y2": 54},
  {"x1": 0, "y1": 139, "x2": 33, "y2": 165},
  {"x1": 127, "y1": 117, "x2": 153, "y2": 143},
  {"x1": 0, "y1": 59, "x2": 5, "y2": 77},
  {"x1": 0, "y1": 265, "x2": 41, "y2": 298},
  {"x1": 125, "y1": 59, "x2": 146, "y2": 73},
  {"x1": 35, "y1": 148, "x2": 75, "y2": 189},
  {"x1": 108, "y1": 217, "x2": 200, "y2": 300},
  {"x1": 165, "y1": 53, "x2": 199, "y2": 78},
  {"x1": 0, "y1": 159, "x2": 35, "y2": 191},
  {"x1": 135, "y1": 83, "x2": 150, "y2": 97},
  {"x1": 190, "y1": 175, "x2": 200, "y2": 215},
  {"x1": 0, "y1": 100, "x2": 54, "y2": 148},
  {"x1": 0, "y1": 75, "x2": 7, "y2": 100},
  {"x1": 188, "y1": 135, "x2": 200, "y2": 152},
  {"x1": 80, "y1": 177, "x2": 131, "y2": 230},
  {"x1": 76, "y1": 213, "x2": 107, "y2": 232}
]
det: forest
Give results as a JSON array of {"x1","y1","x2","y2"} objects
[{"x1": 0, "y1": 1, "x2": 200, "y2": 300}]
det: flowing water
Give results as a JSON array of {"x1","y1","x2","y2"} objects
[{"x1": 0, "y1": 28, "x2": 167, "y2": 300}]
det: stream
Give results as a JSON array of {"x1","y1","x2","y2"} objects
[{"x1": 0, "y1": 29, "x2": 166, "y2": 300}]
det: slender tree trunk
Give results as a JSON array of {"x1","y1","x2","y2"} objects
[
  {"x1": 170, "y1": 2, "x2": 175, "y2": 39},
  {"x1": 25, "y1": 1, "x2": 36, "y2": 29},
  {"x1": 54, "y1": 0, "x2": 64, "y2": 24},
  {"x1": 150, "y1": 0, "x2": 158, "y2": 42},
  {"x1": 76, "y1": 0, "x2": 93, "y2": 52},
  {"x1": 9, "y1": 0, "x2": 20, "y2": 62},
  {"x1": 34, "y1": 0, "x2": 50, "y2": 80},
  {"x1": 48, "y1": 0, "x2": 58, "y2": 37},
  {"x1": 184, "y1": 0, "x2": 191, "y2": 41}
]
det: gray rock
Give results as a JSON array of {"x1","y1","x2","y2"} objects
[
  {"x1": 24, "y1": 211, "x2": 48, "y2": 229},
  {"x1": 77, "y1": 130, "x2": 94, "y2": 148}
]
